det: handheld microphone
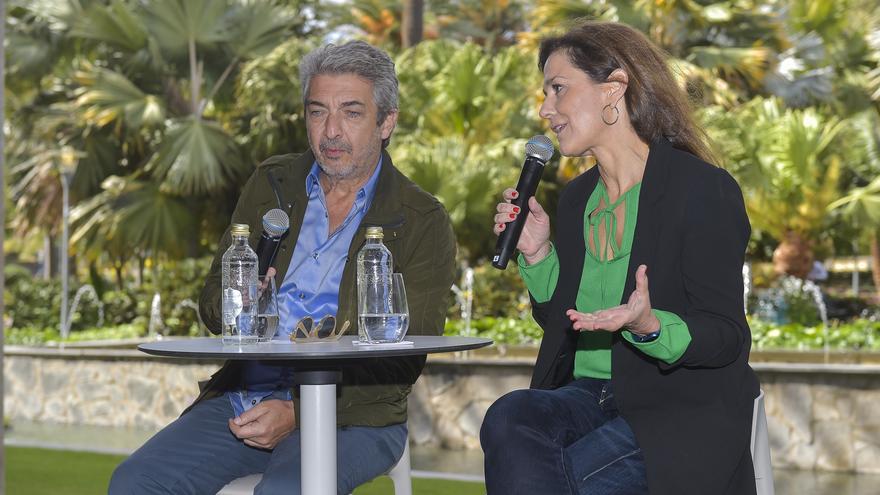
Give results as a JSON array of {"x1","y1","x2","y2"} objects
[
  {"x1": 256, "y1": 209, "x2": 290, "y2": 276},
  {"x1": 491, "y1": 135, "x2": 555, "y2": 270}
]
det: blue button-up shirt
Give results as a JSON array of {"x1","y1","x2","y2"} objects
[{"x1": 227, "y1": 158, "x2": 382, "y2": 417}]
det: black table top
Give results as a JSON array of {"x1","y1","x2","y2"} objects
[{"x1": 138, "y1": 335, "x2": 492, "y2": 360}]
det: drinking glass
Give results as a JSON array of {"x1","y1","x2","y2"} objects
[
  {"x1": 254, "y1": 275, "x2": 280, "y2": 343},
  {"x1": 360, "y1": 273, "x2": 409, "y2": 344}
]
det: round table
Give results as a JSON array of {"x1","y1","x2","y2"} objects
[{"x1": 138, "y1": 335, "x2": 492, "y2": 495}]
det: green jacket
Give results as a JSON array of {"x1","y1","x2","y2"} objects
[{"x1": 193, "y1": 149, "x2": 456, "y2": 426}]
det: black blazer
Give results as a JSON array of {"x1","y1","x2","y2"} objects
[{"x1": 529, "y1": 139, "x2": 760, "y2": 494}]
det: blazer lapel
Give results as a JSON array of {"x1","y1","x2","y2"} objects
[
  {"x1": 531, "y1": 167, "x2": 598, "y2": 389},
  {"x1": 557, "y1": 168, "x2": 598, "y2": 305},
  {"x1": 622, "y1": 139, "x2": 670, "y2": 302}
]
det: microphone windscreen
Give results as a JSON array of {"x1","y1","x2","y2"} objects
[
  {"x1": 525, "y1": 135, "x2": 554, "y2": 162},
  {"x1": 262, "y1": 209, "x2": 289, "y2": 237}
]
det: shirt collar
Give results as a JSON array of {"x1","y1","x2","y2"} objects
[{"x1": 306, "y1": 156, "x2": 384, "y2": 214}]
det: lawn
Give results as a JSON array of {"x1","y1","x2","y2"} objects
[{"x1": 5, "y1": 447, "x2": 486, "y2": 494}]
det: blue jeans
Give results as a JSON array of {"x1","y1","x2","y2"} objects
[
  {"x1": 481, "y1": 378, "x2": 648, "y2": 495},
  {"x1": 109, "y1": 396, "x2": 407, "y2": 495}
]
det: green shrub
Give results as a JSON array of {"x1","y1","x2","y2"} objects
[
  {"x1": 4, "y1": 323, "x2": 146, "y2": 345},
  {"x1": 447, "y1": 260, "x2": 533, "y2": 322},
  {"x1": 443, "y1": 315, "x2": 880, "y2": 350},
  {"x1": 101, "y1": 290, "x2": 139, "y2": 326},
  {"x1": 63, "y1": 323, "x2": 145, "y2": 342},
  {"x1": 142, "y1": 257, "x2": 212, "y2": 336},
  {"x1": 3, "y1": 327, "x2": 61, "y2": 346},
  {"x1": 446, "y1": 316, "x2": 543, "y2": 345},
  {"x1": 4, "y1": 264, "x2": 62, "y2": 331},
  {"x1": 750, "y1": 317, "x2": 880, "y2": 350},
  {"x1": 3, "y1": 257, "x2": 212, "y2": 338}
]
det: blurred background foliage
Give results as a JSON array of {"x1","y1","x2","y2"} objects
[{"x1": 4, "y1": 0, "x2": 880, "y2": 347}]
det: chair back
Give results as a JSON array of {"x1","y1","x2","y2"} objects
[{"x1": 751, "y1": 389, "x2": 775, "y2": 495}]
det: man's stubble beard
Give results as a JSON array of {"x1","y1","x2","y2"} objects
[{"x1": 312, "y1": 133, "x2": 383, "y2": 183}]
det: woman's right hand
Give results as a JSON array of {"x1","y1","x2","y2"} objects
[{"x1": 493, "y1": 188, "x2": 552, "y2": 265}]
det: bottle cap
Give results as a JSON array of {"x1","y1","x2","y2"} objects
[
  {"x1": 230, "y1": 223, "x2": 250, "y2": 237},
  {"x1": 365, "y1": 226, "x2": 384, "y2": 239}
]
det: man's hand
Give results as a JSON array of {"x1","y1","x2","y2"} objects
[
  {"x1": 258, "y1": 267, "x2": 277, "y2": 293},
  {"x1": 565, "y1": 265, "x2": 660, "y2": 335},
  {"x1": 228, "y1": 399, "x2": 296, "y2": 450}
]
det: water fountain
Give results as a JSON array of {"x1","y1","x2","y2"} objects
[
  {"x1": 450, "y1": 266, "x2": 475, "y2": 337},
  {"x1": 61, "y1": 284, "x2": 105, "y2": 339},
  {"x1": 173, "y1": 299, "x2": 206, "y2": 336},
  {"x1": 148, "y1": 292, "x2": 165, "y2": 339},
  {"x1": 743, "y1": 262, "x2": 752, "y2": 315},
  {"x1": 751, "y1": 275, "x2": 831, "y2": 360},
  {"x1": 799, "y1": 278, "x2": 830, "y2": 362}
]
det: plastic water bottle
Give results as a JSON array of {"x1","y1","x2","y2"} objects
[
  {"x1": 222, "y1": 223, "x2": 259, "y2": 345},
  {"x1": 357, "y1": 226, "x2": 393, "y2": 342}
]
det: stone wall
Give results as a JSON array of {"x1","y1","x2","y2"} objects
[
  {"x1": 4, "y1": 346, "x2": 880, "y2": 473},
  {"x1": 758, "y1": 364, "x2": 880, "y2": 473},
  {"x1": 4, "y1": 347, "x2": 217, "y2": 430}
]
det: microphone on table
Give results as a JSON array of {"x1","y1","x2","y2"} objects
[
  {"x1": 256, "y1": 208, "x2": 290, "y2": 276},
  {"x1": 491, "y1": 135, "x2": 555, "y2": 270}
]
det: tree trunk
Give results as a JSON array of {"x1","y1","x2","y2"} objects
[
  {"x1": 871, "y1": 228, "x2": 880, "y2": 302},
  {"x1": 43, "y1": 233, "x2": 57, "y2": 279},
  {"x1": 772, "y1": 231, "x2": 814, "y2": 279},
  {"x1": 401, "y1": 0, "x2": 424, "y2": 48},
  {"x1": 136, "y1": 255, "x2": 145, "y2": 287},
  {"x1": 114, "y1": 263, "x2": 124, "y2": 291}
]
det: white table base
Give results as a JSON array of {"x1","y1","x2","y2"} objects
[
  {"x1": 301, "y1": 383, "x2": 336, "y2": 495},
  {"x1": 295, "y1": 370, "x2": 342, "y2": 495}
]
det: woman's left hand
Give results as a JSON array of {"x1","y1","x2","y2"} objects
[{"x1": 566, "y1": 265, "x2": 661, "y2": 336}]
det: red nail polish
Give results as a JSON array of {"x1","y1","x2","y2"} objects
[
  {"x1": 512, "y1": 191, "x2": 519, "y2": 198},
  {"x1": 509, "y1": 213, "x2": 516, "y2": 219},
  {"x1": 513, "y1": 207, "x2": 520, "y2": 213}
]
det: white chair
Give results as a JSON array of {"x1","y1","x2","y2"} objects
[
  {"x1": 216, "y1": 440, "x2": 412, "y2": 495},
  {"x1": 751, "y1": 389, "x2": 775, "y2": 495}
]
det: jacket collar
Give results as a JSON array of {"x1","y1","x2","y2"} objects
[
  {"x1": 362, "y1": 149, "x2": 406, "y2": 228},
  {"x1": 639, "y1": 137, "x2": 671, "y2": 208}
]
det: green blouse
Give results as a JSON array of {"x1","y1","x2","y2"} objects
[{"x1": 519, "y1": 180, "x2": 692, "y2": 379}]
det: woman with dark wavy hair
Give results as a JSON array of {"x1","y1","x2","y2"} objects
[{"x1": 481, "y1": 21, "x2": 759, "y2": 495}]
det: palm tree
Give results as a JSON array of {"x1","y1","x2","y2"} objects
[
  {"x1": 526, "y1": 0, "x2": 787, "y2": 107},
  {"x1": 338, "y1": 0, "x2": 404, "y2": 49},
  {"x1": 432, "y1": 0, "x2": 528, "y2": 50},
  {"x1": 401, "y1": 0, "x2": 423, "y2": 48},
  {"x1": 392, "y1": 41, "x2": 546, "y2": 263},
  {"x1": 830, "y1": 178, "x2": 880, "y2": 298},
  {"x1": 829, "y1": 111, "x2": 880, "y2": 298},
  {"x1": 704, "y1": 97, "x2": 847, "y2": 278},
  {"x1": 6, "y1": 0, "x2": 296, "y2": 283},
  {"x1": 824, "y1": 5, "x2": 880, "y2": 296}
]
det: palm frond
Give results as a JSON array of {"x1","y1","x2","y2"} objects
[
  {"x1": 70, "y1": 0, "x2": 149, "y2": 52},
  {"x1": 74, "y1": 66, "x2": 166, "y2": 129},
  {"x1": 144, "y1": 0, "x2": 230, "y2": 54},
  {"x1": 222, "y1": 2, "x2": 294, "y2": 58},
  {"x1": 147, "y1": 117, "x2": 247, "y2": 196}
]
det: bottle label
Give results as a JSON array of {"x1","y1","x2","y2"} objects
[{"x1": 223, "y1": 288, "x2": 243, "y2": 326}]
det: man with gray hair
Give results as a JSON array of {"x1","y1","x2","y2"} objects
[{"x1": 110, "y1": 40, "x2": 456, "y2": 494}]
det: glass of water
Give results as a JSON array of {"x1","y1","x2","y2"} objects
[
  {"x1": 361, "y1": 273, "x2": 409, "y2": 344},
  {"x1": 255, "y1": 274, "x2": 280, "y2": 343}
]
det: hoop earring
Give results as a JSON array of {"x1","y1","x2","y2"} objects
[{"x1": 602, "y1": 104, "x2": 619, "y2": 125}]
